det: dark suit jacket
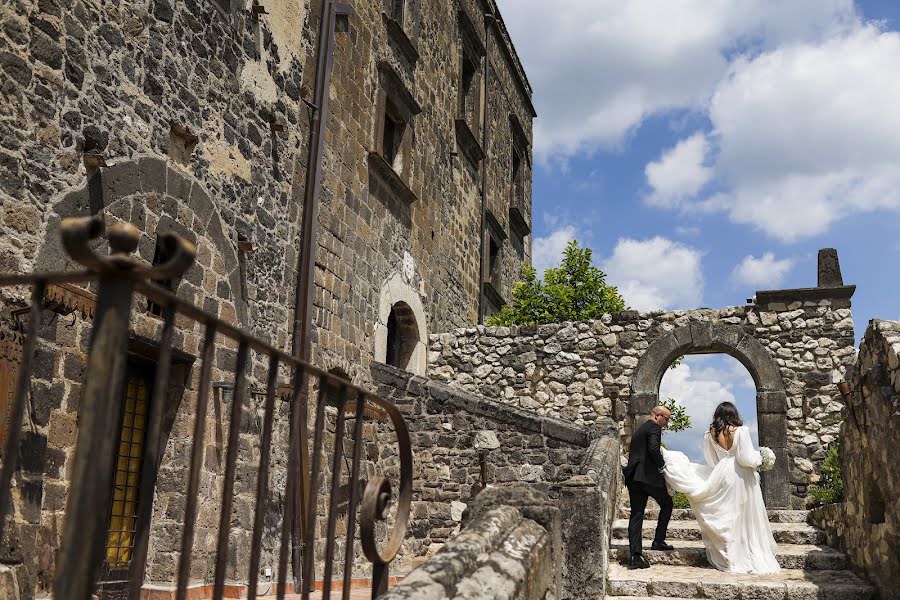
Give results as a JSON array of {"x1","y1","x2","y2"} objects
[{"x1": 623, "y1": 419, "x2": 666, "y2": 489}]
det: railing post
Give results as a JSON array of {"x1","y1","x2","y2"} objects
[{"x1": 53, "y1": 223, "x2": 140, "y2": 600}]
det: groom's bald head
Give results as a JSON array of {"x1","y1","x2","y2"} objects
[{"x1": 649, "y1": 406, "x2": 671, "y2": 427}]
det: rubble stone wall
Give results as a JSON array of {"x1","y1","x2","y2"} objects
[
  {"x1": 428, "y1": 289, "x2": 858, "y2": 507},
  {"x1": 810, "y1": 319, "x2": 900, "y2": 599},
  {"x1": 370, "y1": 362, "x2": 603, "y2": 574}
]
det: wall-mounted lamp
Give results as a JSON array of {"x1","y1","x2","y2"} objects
[{"x1": 837, "y1": 381, "x2": 862, "y2": 432}]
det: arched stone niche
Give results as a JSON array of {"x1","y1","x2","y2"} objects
[
  {"x1": 630, "y1": 322, "x2": 791, "y2": 508},
  {"x1": 375, "y1": 272, "x2": 427, "y2": 375}
]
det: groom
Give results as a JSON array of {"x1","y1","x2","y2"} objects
[{"x1": 623, "y1": 405, "x2": 674, "y2": 568}]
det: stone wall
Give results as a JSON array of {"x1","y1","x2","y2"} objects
[
  {"x1": 556, "y1": 435, "x2": 620, "y2": 599},
  {"x1": 428, "y1": 282, "x2": 858, "y2": 507},
  {"x1": 370, "y1": 362, "x2": 601, "y2": 573},
  {"x1": 0, "y1": 0, "x2": 535, "y2": 596},
  {"x1": 809, "y1": 319, "x2": 900, "y2": 599}
]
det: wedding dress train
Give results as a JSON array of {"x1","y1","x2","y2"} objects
[{"x1": 661, "y1": 425, "x2": 780, "y2": 574}]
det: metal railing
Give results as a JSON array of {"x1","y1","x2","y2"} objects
[{"x1": 0, "y1": 216, "x2": 412, "y2": 600}]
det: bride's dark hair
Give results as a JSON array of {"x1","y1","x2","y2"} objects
[{"x1": 710, "y1": 401, "x2": 743, "y2": 439}]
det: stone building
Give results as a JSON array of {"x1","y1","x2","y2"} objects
[{"x1": 0, "y1": 0, "x2": 534, "y2": 597}]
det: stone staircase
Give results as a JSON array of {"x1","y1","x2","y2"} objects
[{"x1": 606, "y1": 507, "x2": 874, "y2": 600}]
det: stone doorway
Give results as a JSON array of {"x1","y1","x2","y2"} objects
[{"x1": 630, "y1": 323, "x2": 791, "y2": 508}]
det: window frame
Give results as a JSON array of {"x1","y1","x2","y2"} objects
[{"x1": 369, "y1": 62, "x2": 422, "y2": 204}]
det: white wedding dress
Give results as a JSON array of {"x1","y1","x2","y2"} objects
[{"x1": 661, "y1": 425, "x2": 780, "y2": 574}]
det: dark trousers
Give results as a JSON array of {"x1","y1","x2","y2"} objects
[{"x1": 627, "y1": 481, "x2": 673, "y2": 557}]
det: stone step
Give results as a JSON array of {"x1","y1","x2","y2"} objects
[
  {"x1": 612, "y1": 519, "x2": 826, "y2": 545},
  {"x1": 610, "y1": 540, "x2": 849, "y2": 571},
  {"x1": 607, "y1": 564, "x2": 875, "y2": 600},
  {"x1": 633, "y1": 508, "x2": 809, "y2": 523}
]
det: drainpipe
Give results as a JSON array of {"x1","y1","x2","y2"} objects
[
  {"x1": 289, "y1": 0, "x2": 352, "y2": 586},
  {"x1": 478, "y1": 11, "x2": 496, "y2": 324}
]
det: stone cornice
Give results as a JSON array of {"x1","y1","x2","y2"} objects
[{"x1": 755, "y1": 285, "x2": 856, "y2": 305}]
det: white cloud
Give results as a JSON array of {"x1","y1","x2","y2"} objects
[
  {"x1": 653, "y1": 26, "x2": 900, "y2": 240},
  {"x1": 646, "y1": 133, "x2": 713, "y2": 207},
  {"x1": 659, "y1": 356, "x2": 756, "y2": 461},
  {"x1": 731, "y1": 252, "x2": 794, "y2": 289},
  {"x1": 602, "y1": 237, "x2": 704, "y2": 311},
  {"x1": 532, "y1": 225, "x2": 576, "y2": 275},
  {"x1": 495, "y1": 0, "x2": 858, "y2": 162}
]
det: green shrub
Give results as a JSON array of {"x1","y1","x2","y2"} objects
[
  {"x1": 810, "y1": 442, "x2": 844, "y2": 506},
  {"x1": 672, "y1": 492, "x2": 690, "y2": 509}
]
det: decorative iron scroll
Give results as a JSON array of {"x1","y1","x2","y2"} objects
[{"x1": 0, "y1": 215, "x2": 412, "y2": 600}]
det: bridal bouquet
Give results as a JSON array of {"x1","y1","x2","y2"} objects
[{"x1": 759, "y1": 447, "x2": 776, "y2": 472}]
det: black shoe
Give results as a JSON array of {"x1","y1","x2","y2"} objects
[
  {"x1": 651, "y1": 541, "x2": 675, "y2": 551},
  {"x1": 627, "y1": 554, "x2": 651, "y2": 569}
]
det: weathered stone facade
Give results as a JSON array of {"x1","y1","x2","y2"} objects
[
  {"x1": 308, "y1": 0, "x2": 535, "y2": 376},
  {"x1": 810, "y1": 319, "x2": 900, "y2": 599},
  {"x1": 427, "y1": 269, "x2": 858, "y2": 508},
  {"x1": 0, "y1": 0, "x2": 534, "y2": 597}
]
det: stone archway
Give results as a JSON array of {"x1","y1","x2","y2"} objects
[
  {"x1": 630, "y1": 321, "x2": 790, "y2": 508},
  {"x1": 374, "y1": 272, "x2": 427, "y2": 375},
  {"x1": 34, "y1": 156, "x2": 247, "y2": 324}
]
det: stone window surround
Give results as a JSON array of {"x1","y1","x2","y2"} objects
[
  {"x1": 509, "y1": 112, "x2": 531, "y2": 237},
  {"x1": 382, "y1": 9, "x2": 419, "y2": 64},
  {"x1": 453, "y1": 10, "x2": 487, "y2": 168},
  {"x1": 374, "y1": 272, "x2": 427, "y2": 376},
  {"x1": 483, "y1": 210, "x2": 507, "y2": 308},
  {"x1": 369, "y1": 62, "x2": 422, "y2": 205}
]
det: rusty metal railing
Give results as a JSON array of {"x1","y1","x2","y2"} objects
[{"x1": 0, "y1": 216, "x2": 412, "y2": 600}]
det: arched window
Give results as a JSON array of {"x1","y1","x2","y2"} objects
[{"x1": 386, "y1": 302, "x2": 418, "y2": 370}]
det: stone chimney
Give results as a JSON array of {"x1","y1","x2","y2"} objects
[{"x1": 817, "y1": 248, "x2": 843, "y2": 288}]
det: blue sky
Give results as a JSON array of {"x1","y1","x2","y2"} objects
[{"x1": 498, "y1": 1, "x2": 900, "y2": 459}]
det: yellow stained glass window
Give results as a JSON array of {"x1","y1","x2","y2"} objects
[{"x1": 105, "y1": 375, "x2": 149, "y2": 567}]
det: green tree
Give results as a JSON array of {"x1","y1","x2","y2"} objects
[
  {"x1": 659, "y1": 397, "x2": 691, "y2": 433},
  {"x1": 487, "y1": 240, "x2": 626, "y2": 326}
]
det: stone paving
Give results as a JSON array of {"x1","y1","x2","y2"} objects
[{"x1": 607, "y1": 509, "x2": 874, "y2": 600}]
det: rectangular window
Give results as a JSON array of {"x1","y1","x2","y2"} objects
[
  {"x1": 381, "y1": 102, "x2": 406, "y2": 171},
  {"x1": 488, "y1": 235, "x2": 500, "y2": 280},
  {"x1": 511, "y1": 227, "x2": 525, "y2": 260},
  {"x1": 511, "y1": 149, "x2": 523, "y2": 207},
  {"x1": 105, "y1": 371, "x2": 151, "y2": 568},
  {"x1": 460, "y1": 54, "x2": 477, "y2": 119},
  {"x1": 147, "y1": 241, "x2": 173, "y2": 317},
  {"x1": 383, "y1": 113, "x2": 398, "y2": 165}
]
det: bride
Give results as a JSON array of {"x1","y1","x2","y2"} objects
[{"x1": 661, "y1": 401, "x2": 780, "y2": 574}]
